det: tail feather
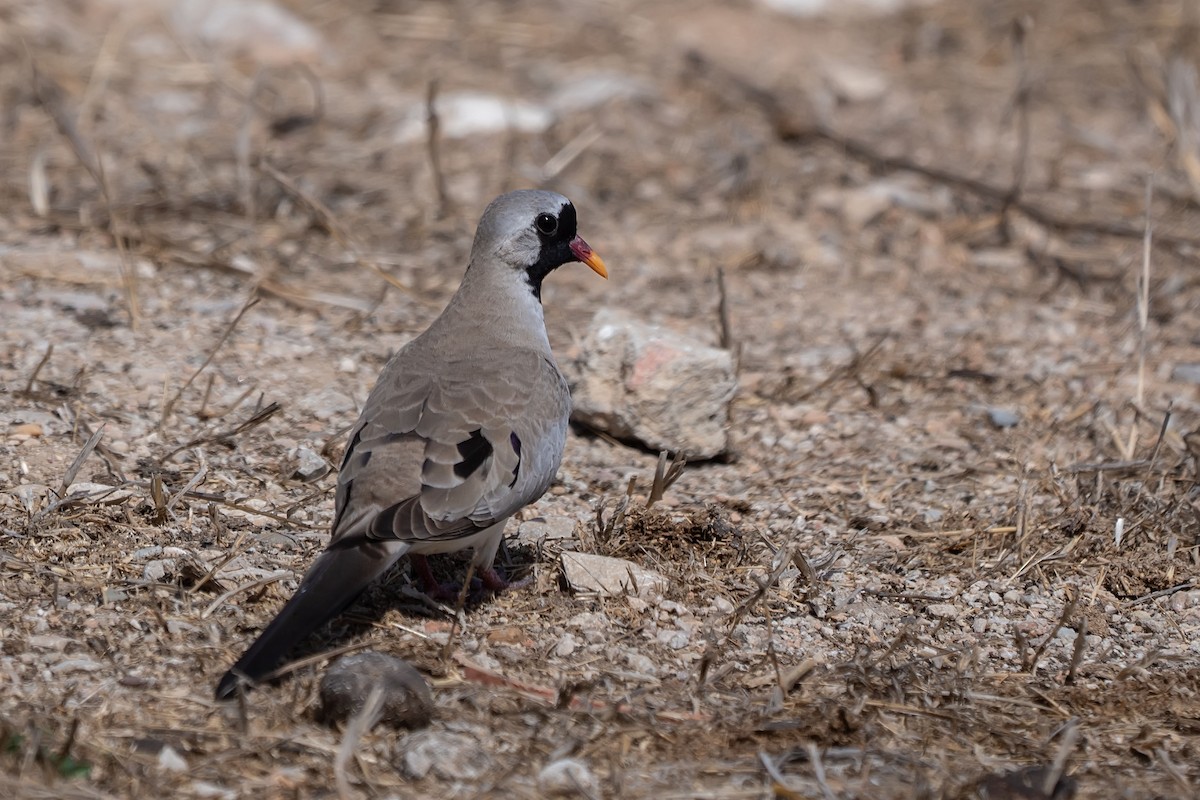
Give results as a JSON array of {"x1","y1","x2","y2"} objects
[{"x1": 215, "y1": 543, "x2": 402, "y2": 699}]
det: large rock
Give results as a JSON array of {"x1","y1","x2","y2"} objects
[{"x1": 567, "y1": 309, "x2": 737, "y2": 459}]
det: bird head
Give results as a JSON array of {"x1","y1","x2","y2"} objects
[{"x1": 469, "y1": 190, "x2": 607, "y2": 300}]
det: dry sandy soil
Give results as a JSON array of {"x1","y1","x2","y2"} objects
[{"x1": 3, "y1": 0, "x2": 1200, "y2": 797}]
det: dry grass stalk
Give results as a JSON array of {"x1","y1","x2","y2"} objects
[
  {"x1": 647, "y1": 450, "x2": 686, "y2": 508},
  {"x1": 1123, "y1": 176, "x2": 1155, "y2": 460},
  {"x1": 160, "y1": 401, "x2": 281, "y2": 463},
  {"x1": 333, "y1": 685, "x2": 384, "y2": 799},
  {"x1": 57, "y1": 425, "x2": 105, "y2": 498},
  {"x1": 999, "y1": 15, "x2": 1034, "y2": 242},
  {"x1": 30, "y1": 62, "x2": 140, "y2": 328},
  {"x1": 439, "y1": 561, "x2": 478, "y2": 663},
  {"x1": 542, "y1": 123, "x2": 603, "y2": 182},
  {"x1": 1065, "y1": 615, "x2": 1087, "y2": 685},
  {"x1": 19, "y1": 344, "x2": 53, "y2": 396},
  {"x1": 1042, "y1": 718, "x2": 1079, "y2": 796},
  {"x1": 688, "y1": 47, "x2": 1200, "y2": 248},
  {"x1": 160, "y1": 295, "x2": 260, "y2": 427},
  {"x1": 259, "y1": 161, "x2": 434, "y2": 305},
  {"x1": 426, "y1": 78, "x2": 450, "y2": 217},
  {"x1": 807, "y1": 742, "x2": 838, "y2": 800},
  {"x1": 164, "y1": 459, "x2": 208, "y2": 519},
  {"x1": 149, "y1": 473, "x2": 167, "y2": 524}
]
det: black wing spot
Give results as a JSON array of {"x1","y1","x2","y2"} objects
[
  {"x1": 340, "y1": 428, "x2": 364, "y2": 470},
  {"x1": 454, "y1": 429, "x2": 493, "y2": 479},
  {"x1": 508, "y1": 432, "x2": 522, "y2": 487}
]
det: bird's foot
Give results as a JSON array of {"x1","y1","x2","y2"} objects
[{"x1": 409, "y1": 554, "x2": 526, "y2": 603}]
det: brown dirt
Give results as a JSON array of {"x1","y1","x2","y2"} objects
[{"x1": 3, "y1": 0, "x2": 1200, "y2": 797}]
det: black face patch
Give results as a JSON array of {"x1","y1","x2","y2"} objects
[
  {"x1": 454, "y1": 429, "x2": 493, "y2": 479},
  {"x1": 525, "y1": 202, "x2": 580, "y2": 300}
]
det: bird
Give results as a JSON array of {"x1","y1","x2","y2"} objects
[{"x1": 215, "y1": 190, "x2": 607, "y2": 699}]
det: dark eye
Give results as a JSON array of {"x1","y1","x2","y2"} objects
[{"x1": 535, "y1": 213, "x2": 558, "y2": 236}]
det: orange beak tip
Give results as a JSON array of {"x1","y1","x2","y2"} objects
[{"x1": 570, "y1": 236, "x2": 609, "y2": 279}]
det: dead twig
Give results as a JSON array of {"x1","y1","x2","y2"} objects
[
  {"x1": 160, "y1": 401, "x2": 281, "y2": 463},
  {"x1": 685, "y1": 49, "x2": 1200, "y2": 250},
  {"x1": 1122, "y1": 580, "x2": 1196, "y2": 608}
]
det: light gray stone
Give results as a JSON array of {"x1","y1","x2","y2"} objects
[
  {"x1": 516, "y1": 515, "x2": 578, "y2": 545},
  {"x1": 1172, "y1": 363, "x2": 1200, "y2": 384},
  {"x1": 561, "y1": 551, "x2": 669, "y2": 598},
  {"x1": 401, "y1": 731, "x2": 491, "y2": 780},
  {"x1": 987, "y1": 407, "x2": 1020, "y2": 428},
  {"x1": 289, "y1": 446, "x2": 330, "y2": 482},
  {"x1": 567, "y1": 309, "x2": 737, "y2": 459},
  {"x1": 538, "y1": 757, "x2": 601, "y2": 797}
]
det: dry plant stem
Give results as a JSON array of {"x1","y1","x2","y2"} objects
[
  {"x1": 21, "y1": 344, "x2": 53, "y2": 395},
  {"x1": 1027, "y1": 592, "x2": 1078, "y2": 674},
  {"x1": 164, "y1": 457, "x2": 207, "y2": 518},
  {"x1": 1123, "y1": 580, "x2": 1196, "y2": 608},
  {"x1": 685, "y1": 49, "x2": 1200, "y2": 250},
  {"x1": 334, "y1": 685, "x2": 384, "y2": 800},
  {"x1": 807, "y1": 742, "x2": 838, "y2": 800},
  {"x1": 201, "y1": 571, "x2": 289, "y2": 619},
  {"x1": 1128, "y1": 176, "x2": 1154, "y2": 459},
  {"x1": 1144, "y1": 406, "x2": 1172, "y2": 480},
  {"x1": 259, "y1": 641, "x2": 376, "y2": 686},
  {"x1": 999, "y1": 16, "x2": 1033, "y2": 242},
  {"x1": 647, "y1": 450, "x2": 687, "y2": 508},
  {"x1": 793, "y1": 333, "x2": 888, "y2": 403},
  {"x1": 58, "y1": 425, "x2": 105, "y2": 498},
  {"x1": 1043, "y1": 718, "x2": 1079, "y2": 795},
  {"x1": 440, "y1": 561, "x2": 477, "y2": 663},
  {"x1": 426, "y1": 79, "x2": 450, "y2": 218},
  {"x1": 30, "y1": 61, "x2": 140, "y2": 328},
  {"x1": 160, "y1": 401, "x2": 281, "y2": 463},
  {"x1": 716, "y1": 265, "x2": 735, "y2": 353},
  {"x1": 542, "y1": 124, "x2": 603, "y2": 181},
  {"x1": 192, "y1": 531, "x2": 247, "y2": 596},
  {"x1": 160, "y1": 295, "x2": 260, "y2": 427},
  {"x1": 1065, "y1": 615, "x2": 1088, "y2": 685},
  {"x1": 259, "y1": 161, "x2": 433, "y2": 304}
]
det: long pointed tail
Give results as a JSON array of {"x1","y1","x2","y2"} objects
[{"x1": 215, "y1": 542, "x2": 402, "y2": 699}]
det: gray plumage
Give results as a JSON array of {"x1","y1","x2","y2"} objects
[{"x1": 216, "y1": 190, "x2": 606, "y2": 699}]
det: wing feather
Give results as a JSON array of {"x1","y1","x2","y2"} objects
[{"x1": 330, "y1": 348, "x2": 568, "y2": 549}]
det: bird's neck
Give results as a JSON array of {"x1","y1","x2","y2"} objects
[{"x1": 436, "y1": 261, "x2": 552, "y2": 353}]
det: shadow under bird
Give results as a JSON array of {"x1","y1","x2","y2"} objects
[{"x1": 215, "y1": 190, "x2": 607, "y2": 700}]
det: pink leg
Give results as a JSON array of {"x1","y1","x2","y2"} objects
[{"x1": 409, "y1": 554, "x2": 525, "y2": 599}]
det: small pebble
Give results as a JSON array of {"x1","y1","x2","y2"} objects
[
  {"x1": 554, "y1": 633, "x2": 579, "y2": 657},
  {"x1": 987, "y1": 407, "x2": 1020, "y2": 428},
  {"x1": 538, "y1": 757, "x2": 601, "y2": 797}
]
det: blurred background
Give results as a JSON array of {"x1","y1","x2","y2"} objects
[{"x1": 3, "y1": 0, "x2": 1200, "y2": 797}]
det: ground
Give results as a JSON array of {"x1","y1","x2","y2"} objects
[{"x1": 2, "y1": 0, "x2": 1200, "y2": 797}]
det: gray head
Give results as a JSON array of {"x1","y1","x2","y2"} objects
[{"x1": 468, "y1": 190, "x2": 607, "y2": 300}]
